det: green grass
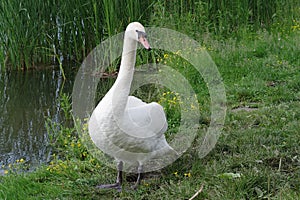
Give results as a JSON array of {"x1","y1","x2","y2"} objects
[{"x1": 1, "y1": 27, "x2": 300, "y2": 199}]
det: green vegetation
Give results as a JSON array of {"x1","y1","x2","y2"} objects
[
  {"x1": 0, "y1": 0, "x2": 299, "y2": 70},
  {"x1": 0, "y1": 0, "x2": 151, "y2": 70},
  {"x1": 1, "y1": 0, "x2": 300, "y2": 199}
]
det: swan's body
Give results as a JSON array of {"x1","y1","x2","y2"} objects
[{"x1": 88, "y1": 22, "x2": 176, "y2": 190}]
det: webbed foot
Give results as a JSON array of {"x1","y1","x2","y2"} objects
[{"x1": 96, "y1": 183, "x2": 122, "y2": 192}]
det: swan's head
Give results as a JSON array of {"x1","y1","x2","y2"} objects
[{"x1": 126, "y1": 22, "x2": 151, "y2": 50}]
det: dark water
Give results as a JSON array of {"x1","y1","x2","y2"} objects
[{"x1": 0, "y1": 67, "x2": 75, "y2": 172}]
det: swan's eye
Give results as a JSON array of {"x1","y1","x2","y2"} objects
[{"x1": 136, "y1": 30, "x2": 147, "y2": 39}]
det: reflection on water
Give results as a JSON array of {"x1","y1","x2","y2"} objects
[{"x1": 0, "y1": 67, "x2": 74, "y2": 170}]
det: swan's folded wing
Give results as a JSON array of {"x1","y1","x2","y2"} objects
[
  {"x1": 124, "y1": 102, "x2": 168, "y2": 137},
  {"x1": 127, "y1": 96, "x2": 146, "y2": 107}
]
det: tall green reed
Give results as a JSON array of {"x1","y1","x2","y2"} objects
[
  {"x1": 0, "y1": 1, "x2": 45, "y2": 69},
  {"x1": 0, "y1": 0, "x2": 152, "y2": 71},
  {"x1": 150, "y1": 0, "x2": 300, "y2": 37},
  {"x1": 0, "y1": 0, "x2": 299, "y2": 70}
]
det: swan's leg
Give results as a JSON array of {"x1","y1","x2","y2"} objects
[
  {"x1": 131, "y1": 164, "x2": 143, "y2": 190},
  {"x1": 97, "y1": 161, "x2": 123, "y2": 191}
]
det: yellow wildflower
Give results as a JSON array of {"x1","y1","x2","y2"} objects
[
  {"x1": 83, "y1": 117, "x2": 89, "y2": 122},
  {"x1": 174, "y1": 50, "x2": 181, "y2": 55},
  {"x1": 184, "y1": 172, "x2": 191, "y2": 177},
  {"x1": 4, "y1": 170, "x2": 9, "y2": 174},
  {"x1": 191, "y1": 104, "x2": 196, "y2": 110}
]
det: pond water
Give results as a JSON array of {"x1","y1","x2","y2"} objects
[{"x1": 0, "y1": 67, "x2": 75, "y2": 171}]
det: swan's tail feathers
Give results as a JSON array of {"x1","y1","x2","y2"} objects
[
  {"x1": 162, "y1": 143, "x2": 179, "y2": 160},
  {"x1": 145, "y1": 142, "x2": 179, "y2": 171}
]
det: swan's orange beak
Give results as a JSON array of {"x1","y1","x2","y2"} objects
[{"x1": 139, "y1": 36, "x2": 151, "y2": 50}]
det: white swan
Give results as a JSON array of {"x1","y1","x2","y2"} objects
[{"x1": 88, "y1": 22, "x2": 177, "y2": 190}]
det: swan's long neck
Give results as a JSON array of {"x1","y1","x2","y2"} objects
[
  {"x1": 118, "y1": 32, "x2": 137, "y2": 76},
  {"x1": 109, "y1": 31, "x2": 137, "y2": 115}
]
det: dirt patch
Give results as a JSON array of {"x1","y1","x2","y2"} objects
[{"x1": 231, "y1": 106, "x2": 258, "y2": 112}]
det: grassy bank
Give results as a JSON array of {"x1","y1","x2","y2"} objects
[{"x1": 1, "y1": 28, "x2": 300, "y2": 199}]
